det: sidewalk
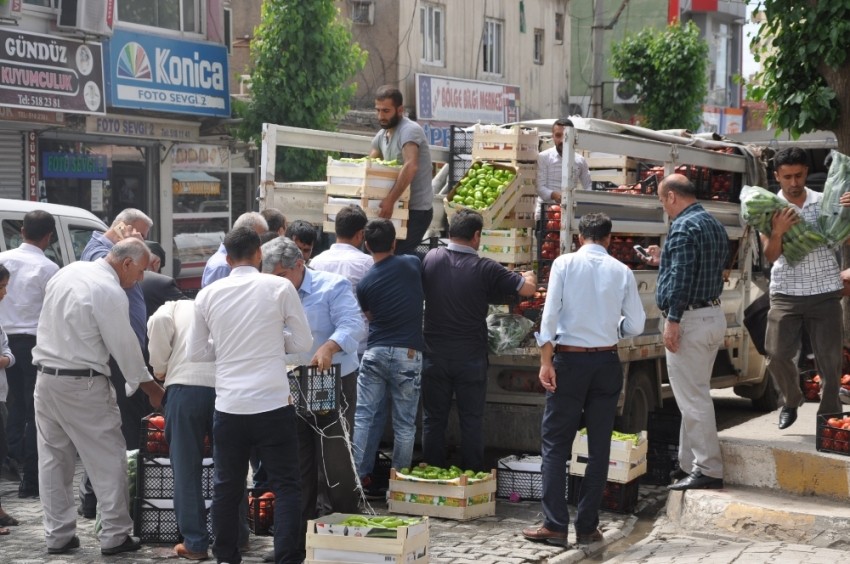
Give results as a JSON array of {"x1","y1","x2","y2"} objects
[{"x1": 0, "y1": 458, "x2": 669, "y2": 563}]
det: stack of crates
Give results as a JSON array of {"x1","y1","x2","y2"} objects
[
  {"x1": 134, "y1": 414, "x2": 214, "y2": 544},
  {"x1": 644, "y1": 409, "x2": 682, "y2": 486},
  {"x1": 568, "y1": 432, "x2": 647, "y2": 513}
]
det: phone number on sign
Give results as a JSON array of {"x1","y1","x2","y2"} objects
[{"x1": 15, "y1": 94, "x2": 61, "y2": 109}]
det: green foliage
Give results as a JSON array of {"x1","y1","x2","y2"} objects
[
  {"x1": 236, "y1": 0, "x2": 367, "y2": 181},
  {"x1": 611, "y1": 21, "x2": 708, "y2": 130},
  {"x1": 749, "y1": 1, "x2": 850, "y2": 139}
]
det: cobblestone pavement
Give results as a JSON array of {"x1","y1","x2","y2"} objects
[{"x1": 0, "y1": 459, "x2": 670, "y2": 563}]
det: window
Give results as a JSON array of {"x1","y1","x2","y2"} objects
[
  {"x1": 351, "y1": 1, "x2": 374, "y2": 25},
  {"x1": 420, "y1": 4, "x2": 443, "y2": 65},
  {"x1": 119, "y1": 0, "x2": 202, "y2": 33},
  {"x1": 555, "y1": 12, "x2": 564, "y2": 44},
  {"x1": 482, "y1": 18, "x2": 503, "y2": 75},
  {"x1": 2, "y1": 219, "x2": 63, "y2": 266},
  {"x1": 533, "y1": 28, "x2": 544, "y2": 64}
]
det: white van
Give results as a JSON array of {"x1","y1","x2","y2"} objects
[{"x1": 0, "y1": 199, "x2": 108, "y2": 267}]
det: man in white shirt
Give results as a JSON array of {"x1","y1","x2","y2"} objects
[
  {"x1": 309, "y1": 204, "x2": 374, "y2": 286},
  {"x1": 0, "y1": 210, "x2": 59, "y2": 499},
  {"x1": 537, "y1": 118, "x2": 591, "y2": 207},
  {"x1": 32, "y1": 238, "x2": 165, "y2": 556},
  {"x1": 188, "y1": 227, "x2": 312, "y2": 564},
  {"x1": 201, "y1": 212, "x2": 268, "y2": 288}
]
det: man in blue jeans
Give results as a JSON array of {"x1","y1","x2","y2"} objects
[
  {"x1": 421, "y1": 210, "x2": 536, "y2": 471},
  {"x1": 352, "y1": 219, "x2": 424, "y2": 488},
  {"x1": 188, "y1": 227, "x2": 313, "y2": 564},
  {"x1": 522, "y1": 213, "x2": 645, "y2": 546}
]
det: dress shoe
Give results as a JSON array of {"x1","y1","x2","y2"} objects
[
  {"x1": 669, "y1": 467, "x2": 688, "y2": 483},
  {"x1": 175, "y1": 543, "x2": 209, "y2": 561},
  {"x1": 576, "y1": 527, "x2": 604, "y2": 545},
  {"x1": 668, "y1": 470, "x2": 723, "y2": 491},
  {"x1": 17, "y1": 480, "x2": 38, "y2": 498},
  {"x1": 521, "y1": 525, "x2": 569, "y2": 545},
  {"x1": 48, "y1": 535, "x2": 80, "y2": 554},
  {"x1": 101, "y1": 535, "x2": 142, "y2": 555},
  {"x1": 778, "y1": 406, "x2": 797, "y2": 430}
]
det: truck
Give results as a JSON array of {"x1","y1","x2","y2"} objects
[{"x1": 258, "y1": 118, "x2": 777, "y2": 452}]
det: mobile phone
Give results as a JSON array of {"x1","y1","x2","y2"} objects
[{"x1": 633, "y1": 245, "x2": 650, "y2": 259}]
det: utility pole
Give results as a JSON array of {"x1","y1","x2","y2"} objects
[{"x1": 590, "y1": 0, "x2": 605, "y2": 118}]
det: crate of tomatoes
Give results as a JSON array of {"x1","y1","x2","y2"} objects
[
  {"x1": 138, "y1": 413, "x2": 212, "y2": 458},
  {"x1": 816, "y1": 413, "x2": 850, "y2": 455},
  {"x1": 248, "y1": 489, "x2": 276, "y2": 535}
]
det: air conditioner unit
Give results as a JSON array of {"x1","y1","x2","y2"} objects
[
  {"x1": 57, "y1": 0, "x2": 115, "y2": 37},
  {"x1": 613, "y1": 81, "x2": 640, "y2": 105},
  {"x1": 0, "y1": 0, "x2": 23, "y2": 20},
  {"x1": 567, "y1": 96, "x2": 590, "y2": 117}
]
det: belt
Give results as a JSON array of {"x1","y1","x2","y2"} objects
[
  {"x1": 37, "y1": 364, "x2": 105, "y2": 377},
  {"x1": 661, "y1": 298, "x2": 721, "y2": 318},
  {"x1": 555, "y1": 345, "x2": 618, "y2": 353}
]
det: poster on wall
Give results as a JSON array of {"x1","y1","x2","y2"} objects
[
  {"x1": 698, "y1": 106, "x2": 723, "y2": 134},
  {"x1": 0, "y1": 29, "x2": 105, "y2": 114},
  {"x1": 722, "y1": 108, "x2": 744, "y2": 135},
  {"x1": 91, "y1": 180, "x2": 104, "y2": 212}
]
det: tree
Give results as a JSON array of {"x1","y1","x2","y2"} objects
[
  {"x1": 748, "y1": 1, "x2": 850, "y2": 153},
  {"x1": 610, "y1": 21, "x2": 708, "y2": 131},
  {"x1": 236, "y1": 0, "x2": 367, "y2": 181}
]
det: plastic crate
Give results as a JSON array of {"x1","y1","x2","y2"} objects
[
  {"x1": 287, "y1": 364, "x2": 342, "y2": 414},
  {"x1": 644, "y1": 454, "x2": 678, "y2": 486},
  {"x1": 248, "y1": 489, "x2": 275, "y2": 535},
  {"x1": 495, "y1": 456, "x2": 572, "y2": 501},
  {"x1": 134, "y1": 498, "x2": 213, "y2": 544},
  {"x1": 648, "y1": 439, "x2": 679, "y2": 458},
  {"x1": 567, "y1": 474, "x2": 639, "y2": 514},
  {"x1": 647, "y1": 410, "x2": 681, "y2": 446},
  {"x1": 138, "y1": 413, "x2": 212, "y2": 458},
  {"x1": 816, "y1": 413, "x2": 850, "y2": 456},
  {"x1": 137, "y1": 457, "x2": 214, "y2": 500},
  {"x1": 800, "y1": 369, "x2": 821, "y2": 402},
  {"x1": 372, "y1": 450, "x2": 392, "y2": 490}
]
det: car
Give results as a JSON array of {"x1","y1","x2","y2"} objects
[{"x1": 0, "y1": 199, "x2": 108, "y2": 267}]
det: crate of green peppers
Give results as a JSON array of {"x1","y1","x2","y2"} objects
[
  {"x1": 444, "y1": 160, "x2": 523, "y2": 230},
  {"x1": 388, "y1": 465, "x2": 497, "y2": 521}
]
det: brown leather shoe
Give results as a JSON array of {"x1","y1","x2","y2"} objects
[
  {"x1": 576, "y1": 527, "x2": 604, "y2": 544},
  {"x1": 175, "y1": 543, "x2": 209, "y2": 561},
  {"x1": 521, "y1": 525, "x2": 569, "y2": 545}
]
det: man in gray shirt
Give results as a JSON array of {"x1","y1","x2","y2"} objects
[{"x1": 370, "y1": 85, "x2": 433, "y2": 256}]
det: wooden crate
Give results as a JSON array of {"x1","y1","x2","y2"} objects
[
  {"x1": 323, "y1": 195, "x2": 408, "y2": 239},
  {"x1": 306, "y1": 513, "x2": 428, "y2": 564},
  {"x1": 480, "y1": 228, "x2": 533, "y2": 264},
  {"x1": 444, "y1": 161, "x2": 529, "y2": 230},
  {"x1": 387, "y1": 469, "x2": 496, "y2": 521},
  {"x1": 471, "y1": 124, "x2": 539, "y2": 162},
  {"x1": 570, "y1": 432, "x2": 648, "y2": 483},
  {"x1": 586, "y1": 153, "x2": 638, "y2": 186},
  {"x1": 325, "y1": 157, "x2": 408, "y2": 201}
]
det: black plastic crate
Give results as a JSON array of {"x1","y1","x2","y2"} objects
[
  {"x1": 647, "y1": 410, "x2": 681, "y2": 446},
  {"x1": 372, "y1": 450, "x2": 392, "y2": 490},
  {"x1": 644, "y1": 454, "x2": 678, "y2": 486},
  {"x1": 247, "y1": 489, "x2": 275, "y2": 536},
  {"x1": 647, "y1": 439, "x2": 678, "y2": 458},
  {"x1": 137, "y1": 457, "x2": 214, "y2": 500},
  {"x1": 138, "y1": 413, "x2": 212, "y2": 458},
  {"x1": 816, "y1": 412, "x2": 850, "y2": 456},
  {"x1": 567, "y1": 474, "x2": 639, "y2": 514},
  {"x1": 133, "y1": 498, "x2": 213, "y2": 544},
  {"x1": 287, "y1": 364, "x2": 341, "y2": 414},
  {"x1": 449, "y1": 126, "x2": 474, "y2": 186},
  {"x1": 496, "y1": 457, "x2": 571, "y2": 502}
]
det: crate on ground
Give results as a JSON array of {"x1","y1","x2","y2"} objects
[
  {"x1": 137, "y1": 456, "x2": 214, "y2": 500},
  {"x1": 325, "y1": 156, "x2": 406, "y2": 201},
  {"x1": 495, "y1": 455, "x2": 571, "y2": 502},
  {"x1": 570, "y1": 431, "x2": 647, "y2": 483},
  {"x1": 323, "y1": 195, "x2": 408, "y2": 239},
  {"x1": 471, "y1": 124, "x2": 539, "y2": 162},
  {"x1": 387, "y1": 467, "x2": 496, "y2": 521},
  {"x1": 444, "y1": 161, "x2": 531, "y2": 230},
  {"x1": 306, "y1": 513, "x2": 429, "y2": 564},
  {"x1": 372, "y1": 450, "x2": 392, "y2": 490},
  {"x1": 247, "y1": 488, "x2": 275, "y2": 536},
  {"x1": 480, "y1": 227, "x2": 533, "y2": 264},
  {"x1": 816, "y1": 413, "x2": 850, "y2": 456},
  {"x1": 288, "y1": 364, "x2": 342, "y2": 414},
  {"x1": 134, "y1": 498, "x2": 213, "y2": 544},
  {"x1": 644, "y1": 454, "x2": 678, "y2": 486},
  {"x1": 648, "y1": 409, "x2": 681, "y2": 446},
  {"x1": 567, "y1": 474, "x2": 640, "y2": 514}
]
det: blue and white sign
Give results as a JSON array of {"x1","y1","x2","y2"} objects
[{"x1": 105, "y1": 30, "x2": 230, "y2": 117}]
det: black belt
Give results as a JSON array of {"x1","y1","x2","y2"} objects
[
  {"x1": 37, "y1": 364, "x2": 105, "y2": 377},
  {"x1": 555, "y1": 345, "x2": 618, "y2": 353},
  {"x1": 661, "y1": 298, "x2": 721, "y2": 318}
]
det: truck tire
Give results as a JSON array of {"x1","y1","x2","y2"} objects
[
  {"x1": 615, "y1": 370, "x2": 657, "y2": 433},
  {"x1": 747, "y1": 377, "x2": 780, "y2": 412}
]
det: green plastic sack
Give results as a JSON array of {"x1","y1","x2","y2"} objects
[
  {"x1": 95, "y1": 449, "x2": 138, "y2": 535},
  {"x1": 818, "y1": 150, "x2": 850, "y2": 245}
]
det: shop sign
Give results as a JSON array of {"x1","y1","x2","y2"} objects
[
  {"x1": 0, "y1": 106, "x2": 64, "y2": 125},
  {"x1": 0, "y1": 28, "x2": 105, "y2": 115},
  {"x1": 172, "y1": 143, "x2": 230, "y2": 170},
  {"x1": 86, "y1": 115, "x2": 199, "y2": 141},
  {"x1": 106, "y1": 30, "x2": 230, "y2": 117},
  {"x1": 42, "y1": 152, "x2": 108, "y2": 179},
  {"x1": 415, "y1": 73, "x2": 520, "y2": 125}
]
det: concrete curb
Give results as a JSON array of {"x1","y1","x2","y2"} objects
[{"x1": 547, "y1": 515, "x2": 637, "y2": 564}]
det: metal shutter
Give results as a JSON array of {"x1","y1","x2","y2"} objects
[{"x1": 0, "y1": 131, "x2": 24, "y2": 200}]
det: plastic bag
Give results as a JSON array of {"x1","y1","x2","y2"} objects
[
  {"x1": 739, "y1": 184, "x2": 827, "y2": 265},
  {"x1": 818, "y1": 150, "x2": 850, "y2": 245},
  {"x1": 487, "y1": 313, "x2": 534, "y2": 354}
]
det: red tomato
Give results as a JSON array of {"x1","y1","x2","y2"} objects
[
  {"x1": 822, "y1": 427, "x2": 835, "y2": 439},
  {"x1": 548, "y1": 205, "x2": 560, "y2": 213},
  {"x1": 842, "y1": 374, "x2": 850, "y2": 386},
  {"x1": 260, "y1": 492, "x2": 276, "y2": 499},
  {"x1": 821, "y1": 438, "x2": 835, "y2": 450},
  {"x1": 149, "y1": 415, "x2": 165, "y2": 431},
  {"x1": 546, "y1": 220, "x2": 559, "y2": 230},
  {"x1": 827, "y1": 417, "x2": 842, "y2": 428},
  {"x1": 835, "y1": 430, "x2": 848, "y2": 443}
]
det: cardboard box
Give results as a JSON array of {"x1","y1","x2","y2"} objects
[
  {"x1": 387, "y1": 469, "x2": 496, "y2": 521},
  {"x1": 306, "y1": 513, "x2": 428, "y2": 564},
  {"x1": 325, "y1": 157, "x2": 407, "y2": 201},
  {"x1": 471, "y1": 124, "x2": 539, "y2": 162}
]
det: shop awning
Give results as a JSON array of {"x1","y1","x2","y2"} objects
[{"x1": 172, "y1": 171, "x2": 221, "y2": 195}]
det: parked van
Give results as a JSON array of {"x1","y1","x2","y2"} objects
[{"x1": 0, "y1": 199, "x2": 108, "y2": 266}]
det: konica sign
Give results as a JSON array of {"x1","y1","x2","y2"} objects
[{"x1": 105, "y1": 30, "x2": 229, "y2": 117}]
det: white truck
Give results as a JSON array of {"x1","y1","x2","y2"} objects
[{"x1": 258, "y1": 119, "x2": 776, "y2": 452}]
